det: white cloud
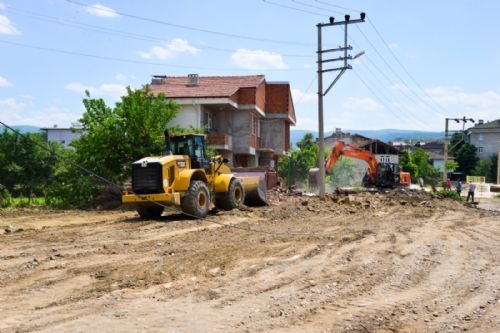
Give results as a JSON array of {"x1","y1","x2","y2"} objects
[
  {"x1": 98, "y1": 83, "x2": 127, "y2": 96},
  {"x1": 341, "y1": 97, "x2": 380, "y2": 110},
  {"x1": 390, "y1": 83, "x2": 408, "y2": 92},
  {"x1": 388, "y1": 43, "x2": 399, "y2": 50},
  {"x1": 0, "y1": 75, "x2": 12, "y2": 87},
  {"x1": 115, "y1": 73, "x2": 126, "y2": 81},
  {"x1": 65, "y1": 82, "x2": 90, "y2": 93},
  {"x1": 0, "y1": 14, "x2": 21, "y2": 35},
  {"x1": 303, "y1": 64, "x2": 312, "y2": 69},
  {"x1": 0, "y1": 98, "x2": 26, "y2": 112},
  {"x1": 86, "y1": 3, "x2": 119, "y2": 18},
  {"x1": 138, "y1": 38, "x2": 198, "y2": 60},
  {"x1": 0, "y1": 97, "x2": 81, "y2": 127},
  {"x1": 292, "y1": 88, "x2": 316, "y2": 103},
  {"x1": 66, "y1": 82, "x2": 127, "y2": 100},
  {"x1": 231, "y1": 49, "x2": 288, "y2": 70},
  {"x1": 424, "y1": 86, "x2": 500, "y2": 121}
]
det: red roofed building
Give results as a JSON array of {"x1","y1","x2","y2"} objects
[{"x1": 149, "y1": 74, "x2": 296, "y2": 168}]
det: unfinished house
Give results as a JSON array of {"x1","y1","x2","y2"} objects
[
  {"x1": 149, "y1": 74, "x2": 296, "y2": 168},
  {"x1": 360, "y1": 139, "x2": 401, "y2": 164},
  {"x1": 467, "y1": 119, "x2": 500, "y2": 160},
  {"x1": 323, "y1": 128, "x2": 372, "y2": 153}
]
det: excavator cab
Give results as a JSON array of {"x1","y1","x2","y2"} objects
[{"x1": 375, "y1": 163, "x2": 400, "y2": 188}]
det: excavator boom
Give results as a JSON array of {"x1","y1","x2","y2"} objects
[
  {"x1": 325, "y1": 141, "x2": 378, "y2": 185},
  {"x1": 325, "y1": 140, "x2": 409, "y2": 188}
]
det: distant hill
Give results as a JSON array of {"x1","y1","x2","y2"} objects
[
  {"x1": 291, "y1": 129, "x2": 444, "y2": 147},
  {"x1": 8, "y1": 125, "x2": 41, "y2": 134}
]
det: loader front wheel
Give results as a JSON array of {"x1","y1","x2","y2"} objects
[
  {"x1": 136, "y1": 205, "x2": 164, "y2": 219},
  {"x1": 215, "y1": 178, "x2": 245, "y2": 210},
  {"x1": 181, "y1": 180, "x2": 210, "y2": 218}
]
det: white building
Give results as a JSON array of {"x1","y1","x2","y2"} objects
[{"x1": 41, "y1": 125, "x2": 83, "y2": 148}]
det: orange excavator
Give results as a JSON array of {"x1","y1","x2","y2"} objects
[{"x1": 326, "y1": 141, "x2": 411, "y2": 188}]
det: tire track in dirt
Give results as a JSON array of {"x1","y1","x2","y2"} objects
[{"x1": 0, "y1": 193, "x2": 499, "y2": 332}]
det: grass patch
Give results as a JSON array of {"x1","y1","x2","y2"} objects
[
  {"x1": 0, "y1": 196, "x2": 48, "y2": 211},
  {"x1": 435, "y1": 190, "x2": 462, "y2": 201}
]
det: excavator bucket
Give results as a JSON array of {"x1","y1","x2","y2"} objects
[{"x1": 236, "y1": 175, "x2": 268, "y2": 206}]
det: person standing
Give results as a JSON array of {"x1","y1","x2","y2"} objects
[
  {"x1": 456, "y1": 179, "x2": 462, "y2": 196},
  {"x1": 446, "y1": 178, "x2": 451, "y2": 191},
  {"x1": 467, "y1": 181, "x2": 476, "y2": 202}
]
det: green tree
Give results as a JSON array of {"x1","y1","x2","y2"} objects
[
  {"x1": 488, "y1": 154, "x2": 498, "y2": 183},
  {"x1": 472, "y1": 154, "x2": 498, "y2": 183},
  {"x1": 445, "y1": 160, "x2": 459, "y2": 172},
  {"x1": 399, "y1": 148, "x2": 438, "y2": 182},
  {"x1": 412, "y1": 148, "x2": 439, "y2": 182},
  {"x1": 449, "y1": 131, "x2": 465, "y2": 153},
  {"x1": 399, "y1": 149, "x2": 418, "y2": 179},
  {"x1": 453, "y1": 143, "x2": 478, "y2": 176},
  {"x1": 0, "y1": 129, "x2": 61, "y2": 197},
  {"x1": 72, "y1": 86, "x2": 179, "y2": 183},
  {"x1": 278, "y1": 133, "x2": 318, "y2": 186}
]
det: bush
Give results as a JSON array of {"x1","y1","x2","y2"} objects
[
  {"x1": 436, "y1": 190, "x2": 462, "y2": 201},
  {"x1": 0, "y1": 185, "x2": 12, "y2": 208}
]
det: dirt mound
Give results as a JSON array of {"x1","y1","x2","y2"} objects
[{"x1": 0, "y1": 191, "x2": 498, "y2": 332}]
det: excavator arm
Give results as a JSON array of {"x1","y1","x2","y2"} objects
[{"x1": 325, "y1": 141, "x2": 379, "y2": 185}]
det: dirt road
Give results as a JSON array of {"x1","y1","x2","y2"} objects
[{"x1": 1, "y1": 191, "x2": 499, "y2": 332}]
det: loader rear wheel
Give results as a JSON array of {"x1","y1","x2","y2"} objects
[
  {"x1": 215, "y1": 178, "x2": 245, "y2": 210},
  {"x1": 136, "y1": 205, "x2": 164, "y2": 219},
  {"x1": 181, "y1": 180, "x2": 210, "y2": 218}
]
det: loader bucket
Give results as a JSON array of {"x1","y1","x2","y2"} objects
[{"x1": 236, "y1": 175, "x2": 268, "y2": 206}]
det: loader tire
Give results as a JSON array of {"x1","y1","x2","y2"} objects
[
  {"x1": 137, "y1": 205, "x2": 164, "y2": 219},
  {"x1": 215, "y1": 178, "x2": 245, "y2": 210},
  {"x1": 181, "y1": 180, "x2": 210, "y2": 218}
]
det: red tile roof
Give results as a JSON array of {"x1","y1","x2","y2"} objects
[{"x1": 149, "y1": 75, "x2": 265, "y2": 98}]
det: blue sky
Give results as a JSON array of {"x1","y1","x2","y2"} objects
[{"x1": 1, "y1": 0, "x2": 499, "y2": 131}]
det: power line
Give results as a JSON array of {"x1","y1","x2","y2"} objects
[
  {"x1": 354, "y1": 25, "x2": 446, "y2": 119},
  {"x1": 0, "y1": 39, "x2": 309, "y2": 72},
  {"x1": 265, "y1": 0, "x2": 447, "y2": 120},
  {"x1": 314, "y1": 0, "x2": 362, "y2": 13},
  {"x1": 262, "y1": 0, "x2": 324, "y2": 17},
  {"x1": 290, "y1": 0, "x2": 344, "y2": 15},
  {"x1": 352, "y1": 70, "x2": 414, "y2": 126},
  {"x1": 66, "y1": 0, "x2": 312, "y2": 47},
  {"x1": 353, "y1": 64, "x2": 430, "y2": 128},
  {"x1": 349, "y1": 36, "x2": 440, "y2": 121},
  {"x1": 6, "y1": 6, "x2": 313, "y2": 58},
  {"x1": 355, "y1": 54, "x2": 439, "y2": 121},
  {"x1": 366, "y1": 18, "x2": 450, "y2": 115}
]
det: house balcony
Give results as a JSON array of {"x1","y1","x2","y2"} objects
[{"x1": 206, "y1": 132, "x2": 232, "y2": 151}]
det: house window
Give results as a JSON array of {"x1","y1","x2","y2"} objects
[
  {"x1": 252, "y1": 115, "x2": 260, "y2": 136},
  {"x1": 205, "y1": 112, "x2": 213, "y2": 130},
  {"x1": 477, "y1": 147, "x2": 484, "y2": 153}
]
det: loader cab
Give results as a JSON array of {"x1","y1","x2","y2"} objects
[{"x1": 170, "y1": 134, "x2": 210, "y2": 169}]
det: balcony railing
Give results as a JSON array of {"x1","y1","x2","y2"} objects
[{"x1": 206, "y1": 132, "x2": 232, "y2": 150}]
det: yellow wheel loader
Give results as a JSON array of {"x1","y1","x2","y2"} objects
[{"x1": 122, "y1": 130, "x2": 267, "y2": 219}]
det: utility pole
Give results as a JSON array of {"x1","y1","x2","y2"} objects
[
  {"x1": 317, "y1": 13, "x2": 365, "y2": 199},
  {"x1": 443, "y1": 116, "x2": 474, "y2": 184}
]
